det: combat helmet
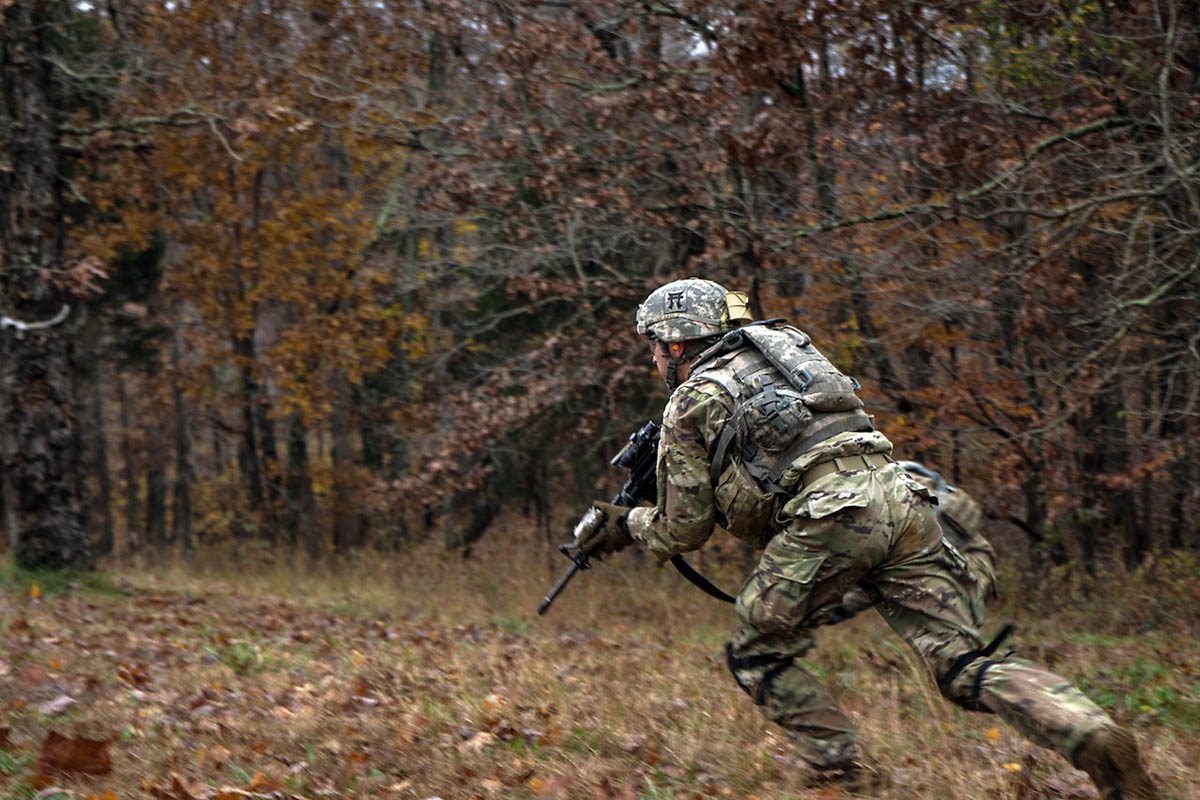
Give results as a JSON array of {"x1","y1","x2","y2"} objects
[
  {"x1": 637, "y1": 278, "x2": 752, "y2": 389},
  {"x1": 637, "y1": 278, "x2": 740, "y2": 342}
]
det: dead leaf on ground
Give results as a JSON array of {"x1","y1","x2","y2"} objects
[
  {"x1": 37, "y1": 731, "x2": 113, "y2": 775},
  {"x1": 39, "y1": 694, "x2": 77, "y2": 715},
  {"x1": 459, "y1": 730, "x2": 495, "y2": 753},
  {"x1": 149, "y1": 773, "x2": 205, "y2": 800},
  {"x1": 0, "y1": 727, "x2": 10, "y2": 750},
  {"x1": 118, "y1": 662, "x2": 152, "y2": 687},
  {"x1": 204, "y1": 744, "x2": 232, "y2": 766}
]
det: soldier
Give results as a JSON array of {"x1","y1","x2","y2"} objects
[
  {"x1": 577, "y1": 278, "x2": 1157, "y2": 798},
  {"x1": 831, "y1": 461, "x2": 997, "y2": 625}
]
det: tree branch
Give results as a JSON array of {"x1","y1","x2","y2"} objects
[{"x1": 791, "y1": 116, "x2": 1136, "y2": 240}]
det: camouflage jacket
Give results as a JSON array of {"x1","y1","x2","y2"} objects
[{"x1": 626, "y1": 376, "x2": 894, "y2": 559}]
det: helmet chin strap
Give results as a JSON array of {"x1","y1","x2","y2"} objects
[{"x1": 664, "y1": 341, "x2": 688, "y2": 390}]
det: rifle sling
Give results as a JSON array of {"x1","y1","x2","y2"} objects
[{"x1": 669, "y1": 555, "x2": 736, "y2": 604}]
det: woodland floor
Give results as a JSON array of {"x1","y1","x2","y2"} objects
[{"x1": 1, "y1": 521, "x2": 1197, "y2": 800}]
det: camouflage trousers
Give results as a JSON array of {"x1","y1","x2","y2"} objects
[{"x1": 727, "y1": 463, "x2": 1112, "y2": 769}]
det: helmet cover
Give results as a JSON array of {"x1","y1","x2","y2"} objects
[{"x1": 636, "y1": 278, "x2": 731, "y2": 342}]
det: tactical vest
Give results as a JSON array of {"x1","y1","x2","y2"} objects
[{"x1": 690, "y1": 322, "x2": 874, "y2": 543}]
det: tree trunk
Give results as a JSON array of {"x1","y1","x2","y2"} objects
[
  {"x1": 255, "y1": 396, "x2": 280, "y2": 538},
  {"x1": 234, "y1": 337, "x2": 265, "y2": 529},
  {"x1": 116, "y1": 373, "x2": 141, "y2": 553},
  {"x1": 170, "y1": 329, "x2": 193, "y2": 551},
  {"x1": 330, "y1": 371, "x2": 363, "y2": 550},
  {"x1": 144, "y1": 444, "x2": 167, "y2": 548},
  {"x1": 84, "y1": 312, "x2": 114, "y2": 557},
  {"x1": 0, "y1": 2, "x2": 90, "y2": 570},
  {"x1": 284, "y1": 414, "x2": 318, "y2": 558}
]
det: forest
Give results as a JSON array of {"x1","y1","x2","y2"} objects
[
  {"x1": 1, "y1": 1, "x2": 1199, "y2": 798},
  {"x1": 3, "y1": 1, "x2": 1199, "y2": 569}
]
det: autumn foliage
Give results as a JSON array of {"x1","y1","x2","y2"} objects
[{"x1": 1, "y1": 3, "x2": 1198, "y2": 568}]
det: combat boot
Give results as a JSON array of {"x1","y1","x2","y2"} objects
[{"x1": 1073, "y1": 725, "x2": 1158, "y2": 800}]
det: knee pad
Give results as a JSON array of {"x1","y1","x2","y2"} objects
[
  {"x1": 936, "y1": 624, "x2": 1014, "y2": 712},
  {"x1": 725, "y1": 643, "x2": 792, "y2": 705}
]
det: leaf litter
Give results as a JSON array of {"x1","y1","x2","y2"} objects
[{"x1": 0, "y1": 549, "x2": 1195, "y2": 799}]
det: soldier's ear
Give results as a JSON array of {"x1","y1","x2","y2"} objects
[{"x1": 669, "y1": 342, "x2": 687, "y2": 359}]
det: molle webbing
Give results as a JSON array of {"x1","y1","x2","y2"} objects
[
  {"x1": 699, "y1": 332, "x2": 874, "y2": 488},
  {"x1": 765, "y1": 410, "x2": 875, "y2": 485}
]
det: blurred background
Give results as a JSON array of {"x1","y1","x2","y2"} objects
[{"x1": 2, "y1": 0, "x2": 1198, "y2": 578}]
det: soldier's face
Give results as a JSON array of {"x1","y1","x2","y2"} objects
[{"x1": 652, "y1": 341, "x2": 669, "y2": 378}]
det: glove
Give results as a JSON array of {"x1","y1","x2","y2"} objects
[{"x1": 574, "y1": 500, "x2": 634, "y2": 560}]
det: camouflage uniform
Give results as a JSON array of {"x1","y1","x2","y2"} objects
[
  {"x1": 836, "y1": 465, "x2": 998, "y2": 621},
  {"x1": 625, "y1": 316, "x2": 1117, "y2": 775}
]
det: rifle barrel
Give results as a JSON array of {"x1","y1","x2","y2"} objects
[{"x1": 537, "y1": 559, "x2": 583, "y2": 615}]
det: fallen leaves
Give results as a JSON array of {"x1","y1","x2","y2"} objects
[
  {"x1": 2, "y1": 563, "x2": 1190, "y2": 800},
  {"x1": 37, "y1": 731, "x2": 113, "y2": 776},
  {"x1": 148, "y1": 773, "x2": 206, "y2": 800},
  {"x1": 38, "y1": 694, "x2": 77, "y2": 715},
  {"x1": 458, "y1": 730, "x2": 496, "y2": 753}
]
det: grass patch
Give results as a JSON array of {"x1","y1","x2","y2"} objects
[
  {"x1": 208, "y1": 640, "x2": 274, "y2": 676},
  {"x1": 0, "y1": 558, "x2": 127, "y2": 599},
  {"x1": 0, "y1": 749, "x2": 31, "y2": 776}
]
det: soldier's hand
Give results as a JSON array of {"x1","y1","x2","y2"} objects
[{"x1": 575, "y1": 501, "x2": 634, "y2": 560}]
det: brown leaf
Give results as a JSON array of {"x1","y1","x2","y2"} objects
[
  {"x1": 118, "y1": 662, "x2": 151, "y2": 687},
  {"x1": 37, "y1": 731, "x2": 113, "y2": 776},
  {"x1": 0, "y1": 727, "x2": 11, "y2": 751},
  {"x1": 149, "y1": 773, "x2": 205, "y2": 800}
]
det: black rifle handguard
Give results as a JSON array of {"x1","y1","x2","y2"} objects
[{"x1": 538, "y1": 420, "x2": 735, "y2": 615}]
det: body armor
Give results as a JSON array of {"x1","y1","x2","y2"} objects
[{"x1": 690, "y1": 322, "x2": 874, "y2": 543}]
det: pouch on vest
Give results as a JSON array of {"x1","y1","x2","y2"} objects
[
  {"x1": 738, "y1": 376, "x2": 812, "y2": 454},
  {"x1": 715, "y1": 458, "x2": 776, "y2": 548}
]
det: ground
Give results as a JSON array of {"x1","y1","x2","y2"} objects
[{"x1": 0, "y1": 523, "x2": 1196, "y2": 799}]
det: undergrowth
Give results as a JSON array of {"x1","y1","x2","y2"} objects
[{"x1": 0, "y1": 521, "x2": 1196, "y2": 799}]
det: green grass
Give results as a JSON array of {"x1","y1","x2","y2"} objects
[
  {"x1": 0, "y1": 557, "x2": 127, "y2": 598},
  {"x1": 0, "y1": 749, "x2": 31, "y2": 776}
]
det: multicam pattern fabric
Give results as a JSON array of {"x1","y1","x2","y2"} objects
[
  {"x1": 726, "y1": 461, "x2": 1111, "y2": 767},
  {"x1": 626, "y1": 380, "x2": 731, "y2": 557},
  {"x1": 838, "y1": 467, "x2": 998, "y2": 618},
  {"x1": 635, "y1": 278, "x2": 732, "y2": 342},
  {"x1": 625, "y1": 336, "x2": 1122, "y2": 775},
  {"x1": 916, "y1": 471, "x2": 998, "y2": 601}
]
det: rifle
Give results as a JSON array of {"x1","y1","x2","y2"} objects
[{"x1": 537, "y1": 420, "x2": 735, "y2": 616}]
